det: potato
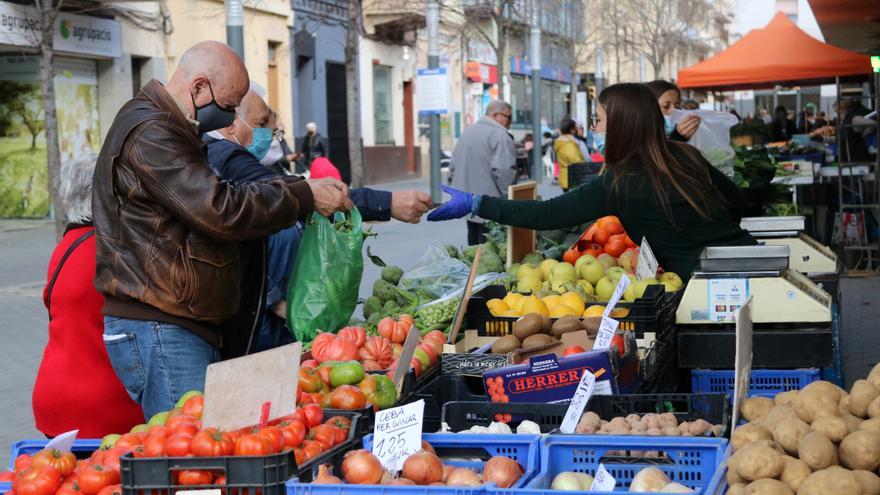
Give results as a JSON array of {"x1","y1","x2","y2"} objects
[
  {"x1": 733, "y1": 423, "x2": 773, "y2": 451},
  {"x1": 810, "y1": 415, "x2": 849, "y2": 442},
  {"x1": 727, "y1": 456, "x2": 746, "y2": 485},
  {"x1": 772, "y1": 417, "x2": 811, "y2": 454},
  {"x1": 868, "y1": 362, "x2": 880, "y2": 390},
  {"x1": 742, "y1": 397, "x2": 775, "y2": 422},
  {"x1": 760, "y1": 405, "x2": 798, "y2": 430},
  {"x1": 841, "y1": 410, "x2": 865, "y2": 433},
  {"x1": 793, "y1": 391, "x2": 840, "y2": 424},
  {"x1": 659, "y1": 412, "x2": 678, "y2": 429},
  {"x1": 797, "y1": 432, "x2": 836, "y2": 471},
  {"x1": 729, "y1": 483, "x2": 747, "y2": 495},
  {"x1": 801, "y1": 381, "x2": 846, "y2": 402},
  {"x1": 735, "y1": 441, "x2": 785, "y2": 481},
  {"x1": 775, "y1": 390, "x2": 799, "y2": 406},
  {"x1": 859, "y1": 418, "x2": 880, "y2": 431},
  {"x1": 745, "y1": 478, "x2": 793, "y2": 495},
  {"x1": 779, "y1": 456, "x2": 811, "y2": 492},
  {"x1": 868, "y1": 396, "x2": 880, "y2": 419},
  {"x1": 853, "y1": 470, "x2": 880, "y2": 495},
  {"x1": 689, "y1": 419, "x2": 711, "y2": 436},
  {"x1": 796, "y1": 466, "x2": 861, "y2": 495},
  {"x1": 838, "y1": 429, "x2": 880, "y2": 471},
  {"x1": 849, "y1": 379, "x2": 880, "y2": 418}
]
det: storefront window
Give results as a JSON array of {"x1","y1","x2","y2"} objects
[
  {"x1": 541, "y1": 80, "x2": 569, "y2": 128},
  {"x1": 509, "y1": 75, "x2": 531, "y2": 127},
  {"x1": 373, "y1": 64, "x2": 393, "y2": 145}
]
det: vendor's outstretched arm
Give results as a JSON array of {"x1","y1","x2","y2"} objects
[{"x1": 479, "y1": 178, "x2": 610, "y2": 230}]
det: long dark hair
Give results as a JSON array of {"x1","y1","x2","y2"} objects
[
  {"x1": 645, "y1": 80, "x2": 680, "y2": 99},
  {"x1": 598, "y1": 83, "x2": 715, "y2": 222}
]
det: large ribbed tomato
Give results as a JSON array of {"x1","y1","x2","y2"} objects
[
  {"x1": 311, "y1": 333, "x2": 359, "y2": 363},
  {"x1": 358, "y1": 336, "x2": 393, "y2": 368},
  {"x1": 337, "y1": 326, "x2": 366, "y2": 348}
]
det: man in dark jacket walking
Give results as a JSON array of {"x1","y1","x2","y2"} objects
[{"x1": 93, "y1": 41, "x2": 352, "y2": 418}]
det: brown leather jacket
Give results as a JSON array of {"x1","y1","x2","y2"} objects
[{"x1": 92, "y1": 80, "x2": 314, "y2": 346}]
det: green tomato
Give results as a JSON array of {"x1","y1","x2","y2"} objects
[
  {"x1": 329, "y1": 361, "x2": 366, "y2": 387},
  {"x1": 359, "y1": 374, "x2": 397, "y2": 410},
  {"x1": 99, "y1": 434, "x2": 121, "y2": 450},
  {"x1": 175, "y1": 390, "x2": 203, "y2": 408},
  {"x1": 130, "y1": 423, "x2": 150, "y2": 434},
  {"x1": 413, "y1": 348, "x2": 431, "y2": 371}
]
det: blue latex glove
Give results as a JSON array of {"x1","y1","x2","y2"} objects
[{"x1": 427, "y1": 185, "x2": 474, "y2": 221}]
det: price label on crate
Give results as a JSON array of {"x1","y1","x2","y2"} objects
[
  {"x1": 559, "y1": 369, "x2": 596, "y2": 434},
  {"x1": 590, "y1": 463, "x2": 616, "y2": 491},
  {"x1": 592, "y1": 316, "x2": 619, "y2": 351},
  {"x1": 602, "y1": 276, "x2": 631, "y2": 318},
  {"x1": 372, "y1": 399, "x2": 425, "y2": 471},
  {"x1": 636, "y1": 237, "x2": 659, "y2": 281}
]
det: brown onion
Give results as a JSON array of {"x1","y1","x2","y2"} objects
[
  {"x1": 441, "y1": 464, "x2": 454, "y2": 482},
  {"x1": 402, "y1": 449, "x2": 444, "y2": 485},
  {"x1": 421, "y1": 440, "x2": 436, "y2": 454},
  {"x1": 313, "y1": 464, "x2": 342, "y2": 484},
  {"x1": 445, "y1": 467, "x2": 483, "y2": 487},
  {"x1": 482, "y1": 456, "x2": 523, "y2": 488},
  {"x1": 341, "y1": 449, "x2": 384, "y2": 484}
]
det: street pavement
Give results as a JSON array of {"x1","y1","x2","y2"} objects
[{"x1": 0, "y1": 176, "x2": 559, "y2": 468}]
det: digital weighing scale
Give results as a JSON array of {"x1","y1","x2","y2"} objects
[{"x1": 676, "y1": 245, "x2": 833, "y2": 368}]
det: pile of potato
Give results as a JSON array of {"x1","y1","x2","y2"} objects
[
  {"x1": 727, "y1": 363, "x2": 880, "y2": 495},
  {"x1": 576, "y1": 411, "x2": 724, "y2": 437}
]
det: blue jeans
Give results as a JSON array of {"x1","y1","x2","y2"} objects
[{"x1": 103, "y1": 317, "x2": 219, "y2": 419}]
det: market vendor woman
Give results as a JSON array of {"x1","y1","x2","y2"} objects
[{"x1": 429, "y1": 83, "x2": 756, "y2": 278}]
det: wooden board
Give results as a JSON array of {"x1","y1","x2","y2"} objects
[
  {"x1": 201, "y1": 343, "x2": 301, "y2": 431},
  {"x1": 507, "y1": 181, "x2": 538, "y2": 266},
  {"x1": 447, "y1": 247, "x2": 482, "y2": 344}
]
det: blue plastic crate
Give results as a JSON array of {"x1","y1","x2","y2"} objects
[
  {"x1": 8, "y1": 439, "x2": 101, "y2": 470},
  {"x1": 285, "y1": 433, "x2": 541, "y2": 495},
  {"x1": 492, "y1": 436, "x2": 729, "y2": 495},
  {"x1": 691, "y1": 368, "x2": 820, "y2": 401}
]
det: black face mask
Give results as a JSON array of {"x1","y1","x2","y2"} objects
[{"x1": 191, "y1": 80, "x2": 235, "y2": 133}]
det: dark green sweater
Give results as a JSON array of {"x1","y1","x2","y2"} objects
[{"x1": 479, "y1": 149, "x2": 756, "y2": 278}]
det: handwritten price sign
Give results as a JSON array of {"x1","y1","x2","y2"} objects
[
  {"x1": 559, "y1": 369, "x2": 596, "y2": 434},
  {"x1": 372, "y1": 400, "x2": 425, "y2": 471}
]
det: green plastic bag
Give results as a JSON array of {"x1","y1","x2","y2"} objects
[{"x1": 287, "y1": 208, "x2": 364, "y2": 343}]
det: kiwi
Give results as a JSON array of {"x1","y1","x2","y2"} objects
[
  {"x1": 541, "y1": 314, "x2": 552, "y2": 333},
  {"x1": 582, "y1": 317, "x2": 601, "y2": 337},
  {"x1": 513, "y1": 314, "x2": 543, "y2": 340},
  {"x1": 522, "y1": 333, "x2": 556, "y2": 349},
  {"x1": 552, "y1": 316, "x2": 585, "y2": 337},
  {"x1": 491, "y1": 335, "x2": 521, "y2": 354}
]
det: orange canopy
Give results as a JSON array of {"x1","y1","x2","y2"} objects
[{"x1": 678, "y1": 12, "x2": 871, "y2": 90}]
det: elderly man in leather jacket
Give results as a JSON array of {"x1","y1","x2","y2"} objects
[{"x1": 92, "y1": 41, "x2": 352, "y2": 418}]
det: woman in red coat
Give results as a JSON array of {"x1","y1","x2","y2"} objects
[{"x1": 32, "y1": 154, "x2": 145, "y2": 438}]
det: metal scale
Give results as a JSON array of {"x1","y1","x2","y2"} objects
[
  {"x1": 676, "y1": 245, "x2": 834, "y2": 369},
  {"x1": 740, "y1": 216, "x2": 838, "y2": 280}
]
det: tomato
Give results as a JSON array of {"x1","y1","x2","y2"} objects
[
  {"x1": 165, "y1": 407, "x2": 184, "y2": 422},
  {"x1": 147, "y1": 425, "x2": 169, "y2": 438},
  {"x1": 292, "y1": 408, "x2": 308, "y2": 425},
  {"x1": 170, "y1": 421, "x2": 199, "y2": 438},
  {"x1": 324, "y1": 415, "x2": 351, "y2": 433},
  {"x1": 329, "y1": 385, "x2": 366, "y2": 410},
  {"x1": 96, "y1": 484, "x2": 121, "y2": 495},
  {"x1": 299, "y1": 392, "x2": 323, "y2": 406},
  {"x1": 416, "y1": 343, "x2": 438, "y2": 366},
  {"x1": 298, "y1": 368, "x2": 323, "y2": 394},
  {"x1": 412, "y1": 348, "x2": 431, "y2": 372},
  {"x1": 311, "y1": 333, "x2": 359, "y2": 363},
  {"x1": 96, "y1": 448, "x2": 126, "y2": 475},
  {"x1": 309, "y1": 424, "x2": 336, "y2": 449},
  {"x1": 337, "y1": 326, "x2": 366, "y2": 348},
  {"x1": 113, "y1": 433, "x2": 143, "y2": 451},
  {"x1": 141, "y1": 435, "x2": 166, "y2": 458},
  {"x1": 328, "y1": 361, "x2": 365, "y2": 387},
  {"x1": 300, "y1": 441, "x2": 323, "y2": 461},
  {"x1": 14, "y1": 466, "x2": 62, "y2": 495},
  {"x1": 358, "y1": 374, "x2": 397, "y2": 411},
  {"x1": 56, "y1": 481, "x2": 82, "y2": 495},
  {"x1": 215, "y1": 475, "x2": 227, "y2": 495},
  {"x1": 165, "y1": 415, "x2": 198, "y2": 430},
  {"x1": 31, "y1": 449, "x2": 76, "y2": 477},
  {"x1": 329, "y1": 426, "x2": 346, "y2": 446},
  {"x1": 0, "y1": 471, "x2": 15, "y2": 482},
  {"x1": 233, "y1": 434, "x2": 274, "y2": 456},
  {"x1": 14, "y1": 454, "x2": 32, "y2": 472},
  {"x1": 302, "y1": 404, "x2": 324, "y2": 428},
  {"x1": 377, "y1": 318, "x2": 408, "y2": 344},
  {"x1": 320, "y1": 393, "x2": 333, "y2": 409},
  {"x1": 182, "y1": 395, "x2": 204, "y2": 420},
  {"x1": 191, "y1": 428, "x2": 234, "y2": 457},
  {"x1": 316, "y1": 365, "x2": 333, "y2": 386},
  {"x1": 278, "y1": 420, "x2": 306, "y2": 449},
  {"x1": 292, "y1": 448, "x2": 306, "y2": 466},
  {"x1": 562, "y1": 345, "x2": 586, "y2": 357},
  {"x1": 254, "y1": 426, "x2": 284, "y2": 453},
  {"x1": 163, "y1": 434, "x2": 193, "y2": 457},
  {"x1": 177, "y1": 470, "x2": 213, "y2": 486},
  {"x1": 300, "y1": 359, "x2": 318, "y2": 369},
  {"x1": 76, "y1": 465, "x2": 118, "y2": 495}
]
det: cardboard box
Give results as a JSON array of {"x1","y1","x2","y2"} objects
[
  {"x1": 482, "y1": 330, "x2": 641, "y2": 403},
  {"x1": 442, "y1": 330, "x2": 507, "y2": 375}
]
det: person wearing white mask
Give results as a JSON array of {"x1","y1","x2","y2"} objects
[{"x1": 646, "y1": 80, "x2": 700, "y2": 143}]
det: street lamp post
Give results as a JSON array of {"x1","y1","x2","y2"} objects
[
  {"x1": 225, "y1": 0, "x2": 244, "y2": 58},
  {"x1": 427, "y1": 0, "x2": 442, "y2": 203},
  {"x1": 530, "y1": 0, "x2": 542, "y2": 181}
]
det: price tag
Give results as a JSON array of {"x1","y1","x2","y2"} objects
[
  {"x1": 636, "y1": 237, "x2": 659, "y2": 281},
  {"x1": 592, "y1": 316, "x2": 619, "y2": 351},
  {"x1": 602, "y1": 275, "x2": 631, "y2": 318},
  {"x1": 46, "y1": 430, "x2": 78, "y2": 452},
  {"x1": 559, "y1": 370, "x2": 596, "y2": 434},
  {"x1": 372, "y1": 399, "x2": 425, "y2": 471},
  {"x1": 590, "y1": 463, "x2": 616, "y2": 491}
]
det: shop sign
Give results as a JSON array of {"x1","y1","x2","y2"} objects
[
  {"x1": 0, "y1": 55, "x2": 40, "y2": 82},
  {"x1": 467, "y1": 38, "x2": 497, "y2": 66},
  {"x1": 0, "y1": 2, "x2": 120, "y2": 58}
]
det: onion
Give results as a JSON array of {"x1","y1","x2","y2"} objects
[
  {"x1": 441, "y1": 464, "x2": 454, "y2": 482},
  {"x1": 630, "y1": 467, "x2": 670, "y2": 492},
  {"x1": 482, "y1": 456, "x2": 523, "y2": 488},
  {"x1": 313, "y1": 464, "x2": 342, "y2": 484},
  {"x1": 421, "y1": 440, "x2": 436, "y2": 454},
  {"x1": 389, "y1": 478, "x2": 416, "y2": 485},
  {"x1": 445, "y1": 467, "x2": 483, "y2": 487},
  {"x1": 662, "y1": 482, "x2": 694, "y2": 493},
  {"x1": 551, "y1": 471, "x2": 592, "y2": 491},
  {"x1": 341, "y1": 449, "x2": 384, "y2": 484},
  {"x1": 402, "y1": 450, "x2": 444, "y2": 485}
]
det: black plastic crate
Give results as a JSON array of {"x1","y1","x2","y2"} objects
[
  {"x1": 637, "y1": 340, "x2": 678, "y2": 393},
  {"x1": 677, "y1": 327, "x2": 833, "y2": 368},
  {"x1": 442, "y1": 401, "x2": 567, "y2": 433},
  {"x1": 568, "y1": 161, "x2": 605, "y2": 188},
  {"x1": 414, "y1": 374, "x2": 488, "y2": 433},
  {"x1": 466, "y1": 284, "x2": 672, "y2": 341}
]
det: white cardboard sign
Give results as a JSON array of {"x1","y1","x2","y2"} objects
[
  {"x1": 559, "y1": 369, "x2": 596, "y2": 434},
  {"x1": 593, "y1": 316, "x2": 619, "y2": 351},
  {"x1": 602, "y1": 276, "x2": 631, "y2": 318},
  {"x1": 732, "y1": 297, "x2": 754, "y2": 427},
  {"x1": 636, "y1": 237, "x2": 659, "y2": 281},
  {"x1": 590, "y1": 463, "x2": 616, "y2": 491},
  {"x1": 372, "y1": 399, "x2": 426, "y2": 471}
]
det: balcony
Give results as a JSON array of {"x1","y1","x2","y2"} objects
[{"x1": 363, "y1": 0, "x2": 427, "y2": 44}]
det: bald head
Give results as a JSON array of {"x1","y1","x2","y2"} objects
[{"x1": 166, "y1": 41, "x2": 250, "y2": 125}]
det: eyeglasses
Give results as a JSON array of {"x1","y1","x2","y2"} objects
[
  {"x1": 273, "y1": 129, "x2": 285, "y2": 140},
  {"x1": 495, "y1": 112, "x2": 512, "y2": 121}
]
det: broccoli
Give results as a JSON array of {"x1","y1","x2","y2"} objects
[
  {"x1": 382, "y1": 299, "x2": 400, "y2": 314},
  {"x1": 481, "y1": 241, "x2": 498, "y2": 257},
  {"x1": 381, "y1": 265, "x2": 404, "y2": 285},
  {"x1": 444, "y1": 244, "x2": 460, "y2": 259},
  {"x1": 520, "y1": 251, "x2": 544, "y2": 267},
  {"x1": 363, "y1": 296, "x2": 383, "y2": 318},
  {"x1": 476, "y1": 250, "x2": 504, "y2": 275},
  {"x1": 372, "y1": 278, "x2": 398, "y2": 303},
  {"x1": 462, "y1": 245, "x2": 479, "y2": 264},
  {"x1": 497, "y1": 242, "x2": 507, "y2": 256}
]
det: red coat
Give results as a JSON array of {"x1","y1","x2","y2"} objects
[{"x1": 32, "y1": 225, "x2": 145, "y2": 438}]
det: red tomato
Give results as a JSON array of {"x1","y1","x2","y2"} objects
[
  {"x1": 233, "y1": 434, "x2": 274, "y2": 456},
  {"x1": 165, "y1": 415, "x2": 198, "y2": 430},
  {"x1": 76, "y1": 465, "x2": 118, "y2": 495},
  {"x1": 147, "y1": 425, "x2": 169, "y2": 438},
  {"x1": 562, "y1": 345, "x2": 587, "y2": 357},
  {"x1": 254, "y1": 426, "x2": 284, "y2": 453},
  {"x1": 163, "y1": 434, "x2": 193, "y2": 457},
  {"x1": 177, "y1": 470, "x2": 213, "y2": 486},
  {"x1": 279, "y1": 420, "x2": 307, "y2": 449},
  {"x1": 13, "y1": 455, "x2": 32, "y2": 473},
  {"x1": 215, "y1": 474, "x2": 227, "y2": 495},
  {"x1": 292, "y1": 408, "x2": 308, "y2": 425},
  {"x1": 316, "y1": 366, "x2": 333, "y2": 386},
  {"x1": 96, "y1": 484, "x2": 121, "y2": 495},
  {"x1": 190, "y1": 428, "x2": 235, "y2": 457},
  {"x1": 170, "y1": 421, "x2": 199, "y2": 438},
  {"x1": 31, "y1": 449, "x2": 76, "y2": 477},
  {"x1": 0, "y1": 471, "x2": 16, "y2": 482},
  {"x1": 182, "y1": 395, "x2": 204, "y2": 420},
  {"x1": 298, "y1": 393, "x2": 323, "y2": 406},
  {"x1": 300, "y1": 359, "x2": 319, "y2": 369},
  {"x1": 302, "y1": 404, "x2": 324, "y2": 428},
  {"x1": 324, "y1": 415, "x2": 351, "y2": 433},
  {"x1": 328, "y1": 385, "x2": 366, "y2": 410},
  {"x1": 308, "y1": 424, "x2": 336, "y2": 449},
  {"x1": 300, "y1": 441, "x2": 323, "y2": 461},
  {"x1": 113, "y1": 434, "x2": 143, "y2": 451},
  {"x1": 329, "y1": 426, "x2": 346, "y2": 445},
  {"x1": 292, "y1": 448, "x2": 306, "y2": 466},
  {"x1": 96, "y1": 448, "x2": 125, "y2": 475},
  {"x1": 142, "y1": 435, "x2": 166, "y2": 458},
  {"x1": 298, "y1": 368, "x2": 323, "y2": 393}
]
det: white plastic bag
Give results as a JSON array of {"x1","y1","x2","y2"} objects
[{"x1": 670, "y1": 109, "x2": 739, "y2": 177}]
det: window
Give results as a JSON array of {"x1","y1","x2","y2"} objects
[
  {"x1": 510, "y1": 75, "x2": 531, "y2": 127},
  {"x1": 373, "y1": 64, "x2": 393, "y2": 145}
]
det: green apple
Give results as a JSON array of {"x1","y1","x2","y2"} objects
[
  {"x1": 578, "y1": 260, "x2": 605, "y2": 285},
  {"x1": 516, "y1": 275, "x2": 542, "y2": 294},
  {"x1": 597, "y1": 253, "x2": 618, "y2": 269},
  {"x1": 574, "y1": 254, "x2": 597, "y2": 273},
  {"x1": 623, "y1": 284, "x2": 636, "y2": 302},
  {"x1": 130, "y1": 423, "x2": 150, "y2": 434},
  {"x1": 576, "y1": 280, "x2": 595, "y2": 296},
  {"x1": 595, "y1": 276, "x2": 615, "y2": 301},
  {"x1": 539, "y1": 259, "x2": 559, "y2": 281},
  {"x1": 517, "y1": 264, "x2": 541, "y2": 281},
  {"x1": 100, "y1": 434, "x2": 121, "y2": 450},
  {"x1": 147, "y1": 411, "x2": 168, "y2": 426},
  {"x1": 617, "y1": 250, "x2": 636, "y2": 272},
  {"x1": 605, "y1": 266, "x2": 626, "y2": 282},
  {"x1": 175, "y1": 390, "x2": 203, "y2": 408},
  {"x1": 658, "y1": 272, "x2": 684, "y2": 291},
  {"x1": 549, "y1": 262, "x2": 577, "y2": 283}
]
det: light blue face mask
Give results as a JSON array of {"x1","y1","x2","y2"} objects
[
  {"x1": 663, "y1": 115, "x2": 675, "y2": 136},
  {"x1": 236, "y1": 114, "x2": 273, "y2": 160},
  {"x1": 592, "y1": 132, "x2": 606, "y2": 154}
]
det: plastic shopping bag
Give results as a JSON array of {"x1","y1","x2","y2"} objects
[
  {"x1": 397, "y1": 243, "x2": 472, "y2": 300},
  {"x1": 287, "y1": 208, "x2": 364, "y2": 343},
  {"x1": 670, "y1": 109, "x2": 739, "y2": 177}
]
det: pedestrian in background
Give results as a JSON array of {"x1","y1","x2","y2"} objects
[
  {"x1": 449, "y1": 99, "x2": 517, "y2": 245},
  {"x1": 554, "y1": 118, "x2": 585, "y2": 192},
  {"x1": 33, "y1": 154, "x2": 145, "y2": 438},
  {"x1": 298, "y1": 122, "x2": 326, "y2": 173}
]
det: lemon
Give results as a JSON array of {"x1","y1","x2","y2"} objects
[
  {"x1": 560, "y1": 292, "x2": 586, "y2": 315},
  {"x1": 550, "y1": 305, "x2": 580, "y2": 318},
  {"x1": 610, "y1": 307, "x2": 631, "y2": 318},
  {"x1": 521, "y1": 295, "x2": 550, "y2": 317},
  {"x1": 541, "y1": 294, "x2": 562, "y2": 311},
  {"x1": 501, "y1": 309, "x2": 521, "y2": 317},
  {"x1": 503, "y1": 292, "x2": 523, "y2": 309},
  {"x1": 583, "y1": 305, "x2": 606, "y2": 318},
  {"x1": 487, "y1": 298, "x2": 510, "y2": 317}
]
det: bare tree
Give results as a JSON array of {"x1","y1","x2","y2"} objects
[
  {"x1": 624, "y1": 0, "x2": 710, "y2": 79},
  {"x1": 345, "y1": 0, "x2": 365, "y2": 187}
]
